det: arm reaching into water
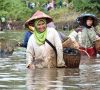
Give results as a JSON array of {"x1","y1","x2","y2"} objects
[
  {"x1": 26, "y1": 35, "x2": 35, "y2": 69},
  {"x1": 53, "y1": 29, "x2": 65, "y2": 66}
]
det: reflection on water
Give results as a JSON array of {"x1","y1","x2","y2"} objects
[
  {"x1": 26, "y1": 68, "x2": 80, "y2": 90},
  {"x1": 0, "y1": 48, "x2": 100, "y2": 90}
]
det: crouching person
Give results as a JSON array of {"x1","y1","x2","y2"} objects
[{"x1": 25, "y1": 10, "x2": 65, "y2": 69}]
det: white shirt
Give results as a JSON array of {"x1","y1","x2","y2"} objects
[{"x1": 26, "y1": 27, "x2": 64, "y2": 68}]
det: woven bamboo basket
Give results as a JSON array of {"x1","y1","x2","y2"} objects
[
  {"x1": 95, "y1": 39, "x2": 100, "y2": 51},
  {"x1": 63, "y1": 48, "x2": 81, "y2": 68}
]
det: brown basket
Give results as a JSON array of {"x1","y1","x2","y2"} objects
[
  {"x1": 63, "y1": 48, "x2": 81, "y2": 68},
  {"x1": 95, "y1": 39, "x2": 100, "y2": 51}
]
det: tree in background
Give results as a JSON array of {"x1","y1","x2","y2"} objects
[
  {"x1": 72, "y1": 0, "x2": 100, "y2": 13},
  {"x1": 0, "y1": 0, "x2": 33, "y2": 20},
  {"x1": 1, "y1": 0, "x2": 100, "y2": 21}
]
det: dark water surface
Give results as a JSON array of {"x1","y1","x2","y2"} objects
[{"x1": 0, "y1": 48, "x2": 100, "y2": 90}]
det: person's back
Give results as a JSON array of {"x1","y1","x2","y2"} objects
[
  {"x1": 17, "y1": 26, "x2": 34, "y2": 48},
  {"x1": 20, "y1": 31, "x2": 32, "y2": 48}
]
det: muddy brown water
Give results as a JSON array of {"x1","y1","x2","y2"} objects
[{"x1": 0, "y1": 48, "x2": 100, "y2": 90}]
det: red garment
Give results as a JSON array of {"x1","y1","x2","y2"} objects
[{"x1": 80, "y1": 47, "x2": 96, "y2": 57}]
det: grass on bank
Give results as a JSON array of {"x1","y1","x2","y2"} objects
[{"x1": 49, "y1": 7, "x2": 80, "y2": 23}]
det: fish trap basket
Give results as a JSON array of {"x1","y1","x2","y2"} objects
[
  {"x1": 95, "y1": 39, "x2": 100, "y2": 52},
  {"x1": 63, "y1": 48, "x2": 81, "y2": 68}
]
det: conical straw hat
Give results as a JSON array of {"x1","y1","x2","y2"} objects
[{"x1": 25, "y1": 10, "x2": 53, "y2": 27}]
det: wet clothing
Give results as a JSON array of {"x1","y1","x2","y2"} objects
[
  {"x1": 80, "y1": 47, "x2": 96, "y2": 57},
  {"x1": 69, "y1": 26, "x2": 99, "y2": 57},
  {"x1": 25, "y1": 10, "x2": 64, "y2": 68},
  {"x1": 26, "y1": 27, "x2": 64, "y2": 68}
]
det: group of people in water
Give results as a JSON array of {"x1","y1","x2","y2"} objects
[{"x1": 17, "y1": 10, "x2": 100, "y2": 69}]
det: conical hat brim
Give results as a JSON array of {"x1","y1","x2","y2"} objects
[
  {"x1": 76, "y1": 14, "x2": 98, "y2": 26},
  {"x1": 25, "y1": 10, "x2": 53, "y2": 28}
]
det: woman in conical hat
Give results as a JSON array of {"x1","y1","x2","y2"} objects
[
  {"x1": 18, "y1": 11, "x2": 56, "y2": 48},
  {"x1": 69, "y1": 13, "x2": 100, "y2": 58},
  {"x1": 26, "y1": 10, "x2": 65, "y2": 69},
  {"x1": 18, "y1": 10, "x2": 52, "y2": 48}
]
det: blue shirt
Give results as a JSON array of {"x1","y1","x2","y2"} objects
[{"x1": 21, "y1": 31, "x2": 33, "y2": 48}]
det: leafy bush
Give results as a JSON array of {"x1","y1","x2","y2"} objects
[{"x1": 72, "y1": 0, "x2": 100, "y2": 13}]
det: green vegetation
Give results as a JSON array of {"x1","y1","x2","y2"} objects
[
  {"x1": 73, "y1": 0, "x2": 100, "y2": 13},
  {"x1": 0, "y1": 0, "x2": 32, "y2": 20},
  {"x1": 49, "y1": 8, "x2": 80, "y2": 22},
  {"x1": 0, "y1": 0, "x2": 100, "y2": 21}
]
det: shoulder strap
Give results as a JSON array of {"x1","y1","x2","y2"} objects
[{"x1": 45, "y1": 39, "x2": 57, "y2": 59}]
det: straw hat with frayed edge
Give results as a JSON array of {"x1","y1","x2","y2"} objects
[
  {"x1": 76, "y1": 13, "x2": 98, "y2": 26},
  {"x1": 25, "y1": 10, "x2": 53, "y2": 28}
]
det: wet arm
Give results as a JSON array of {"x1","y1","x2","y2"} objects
[
  {"x1": 26, "y1": 36, "x2": 35, "y2": 68},
  {"x1": 54, "y1": 30, "x2": 65, "y2": 66}
]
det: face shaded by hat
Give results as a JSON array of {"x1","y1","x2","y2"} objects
[
  {"x1": 76, "y1": 13, "x2": 98, "y2": 27},
  {"x1": 25, "y1": 10, "x2": 53, "y2": 28},
  {"x1": 83, "y1": 16, "x2": 94, "y2": 27},
  {"x1": 34, "y1": 19, "x2": 47, "y2": 32}
]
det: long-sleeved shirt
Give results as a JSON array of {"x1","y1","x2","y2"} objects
[
  {"x1": 69, "y1": 26, "x2": 100, "y2": 48},
  {"x1": 26, "y1": 27, "x2": 64, "y2": 68}
]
